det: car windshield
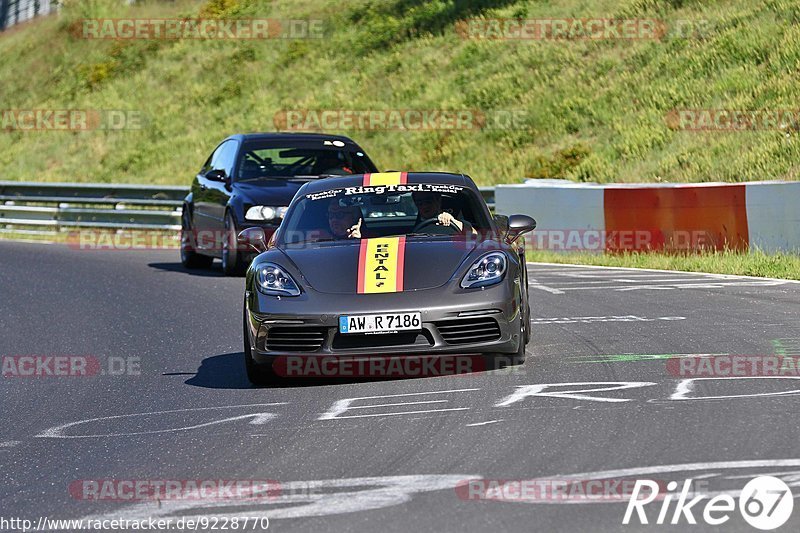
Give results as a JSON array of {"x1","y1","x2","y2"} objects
[
  {"x1": 237, "y1": 141, "x2": 374, "y2": 180},
  {"x1": 279, "y1": 183, "x2": 492, "y2": 244}
]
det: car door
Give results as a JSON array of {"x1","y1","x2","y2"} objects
[{"x1": 192, "y1": 140, "x2": 237, "y2": 253}]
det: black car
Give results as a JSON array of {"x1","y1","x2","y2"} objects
[
  {"x1": 237, "y1": 171, "x2": 537, "y2": 385},
  {"x1": 180, "y1": 132, "x2": 379, "y2": 275}
]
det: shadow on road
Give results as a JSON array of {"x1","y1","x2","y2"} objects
[
  {"x1": 184, "y1": 352, "x2": 522, "y2": 389},
  {"x1": 184, "y1": 352, "x2": 252, "y2": 389},
  {"x1": 148, "y1": 261, "x2": 225, "y2": 277}
]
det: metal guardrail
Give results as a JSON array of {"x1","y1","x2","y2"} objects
[
  {"x1": 1, "y1": 0, "x2": 56, "y2": 31},
  {"x1": 0, "y1": 181, "x2": 496, "y2": 235},
  {"x1": 0, "y1": 181, "x2": 185, "y2": 234}
]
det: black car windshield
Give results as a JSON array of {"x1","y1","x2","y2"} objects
[
  {"x1": 279, "y1": 183, "x2": 492, "y2": 244},
  {"x1": 237, "y1": 141, "x2": 375, "y2": 180}
]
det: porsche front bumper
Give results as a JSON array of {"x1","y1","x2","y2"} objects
[{"x1": 245, "y1": 277, "x2": 524, "y2": 362}]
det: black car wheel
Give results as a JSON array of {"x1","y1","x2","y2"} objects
[
  {"x1": 485, "y1": 314, "x2": 527, "y2": 370},
  {"x1": 511, "y1": 312, "x2": 528, "y2": 365},
  {"x1": 524, "y1": 302, "x2": 531, "y2": 345},
  {"x1": 180, "y1": 210, "x2": 213, "y2": 269},
  {"x1": 222, "y1": 211, "x2": 243, "y2": 276},
  {"x1": 243, "y1": 302, "x2": 279, "y2": 386}
]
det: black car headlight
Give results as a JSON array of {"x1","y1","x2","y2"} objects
[
  {"x1": 255, "y1": 263, "x2": 301, "y2": 296},
  {"x1": 460, "y1": 252, "x2": 507, "y2": 289}
]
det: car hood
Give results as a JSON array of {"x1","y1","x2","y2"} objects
[
  {"x1": 234, "y1": 179, "x2": 306, "y2": 205},
  {"x1": 277, "y1": 237, "x2": 484, "y2": 294}
]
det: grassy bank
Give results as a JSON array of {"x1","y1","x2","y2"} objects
[
  {"x1": 1, "y1": 0, "x2": 800, "y2": 186},
  {"x1": 528, "y1": 249, "x2": 800, "y2": 280}
]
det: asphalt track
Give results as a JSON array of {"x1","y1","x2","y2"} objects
[{"x1": 1, "y1": 239, "x2": 800, "y2": 532}]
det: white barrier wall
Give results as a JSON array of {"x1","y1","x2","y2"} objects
[{"x1": 745, "y1": 181, "x2": 800, "y2": 253}]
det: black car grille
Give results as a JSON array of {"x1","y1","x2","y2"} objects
[
  {"x1": 332, "y1": 331, "x2": 434, "y2": 350},
  {"x1": 436, "y1": 317, "x2": 501, "y2": 345},
  {"x1": 265, "y1": 327, "x2": 326, "y2": 352}
]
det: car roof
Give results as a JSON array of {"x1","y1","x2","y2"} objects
[
  {"x1": 299, "y1": 172, "x2": 478, "y2": 195},
  {"x1": 229, "y1": 132, "x2": 362, "y2": 145}
]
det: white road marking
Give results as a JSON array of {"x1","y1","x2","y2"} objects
[
  {"x1": 544, "y1": 278, "x2": 727, "y2": 284},
  {"x1": 669, "y1": 376, "x2": 800, "y2": 401},
  {"x1": 78, "y1": 474, "x2": 480, "y2": 521},
  {"x1": 347, "y1": 400, "x2": 449, "y2": 409},
  {"x1": 529, "y1": 261, "x2": 800, "y2": 284},
  {"x1": 0, "y1": 238, "x2": 57, "y2": 245},
  {"x1": 527, "y1": 264, "x2": 793, "y2": 294},
  {"x1": 0, "y1": 441, "x2": 20, "y2": 447},
  {"x1": 319, "y1": 408, "x2": 470, "y2": 420},
  {"x1": 502, "y1": 460, "x2": 800, "y2": 505},
  {"x1": 531, "y1": 316, "x2": 685, "y2": 324},
  {"x1": 466, "y1": 420, "x2": 503, "y2": 427},
  {"x1": 495, "y1": 382, "x2": 657, "y2": 406},
  {"x1": 36, "y1": 403, "x2": 288, "y2": 438},
  {"x1": 318, "y1": 389, "x2": 479, "y2": 420},
  {"x1": 528, "y1": 281, "x2": 565, "y2": 294},
  {"x1": 552, "y1": 280, "x2": 787, "y2": 291}
]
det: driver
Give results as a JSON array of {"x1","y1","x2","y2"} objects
[
  {"x1": 327, "y1": 200, "x2": 363, "y2": 239},
  {"x1": 412, "y1": 191, "x2": 474, "y2": 234},
  {"x1": 313, "y1": 152, "x2": 354, "y2": 175}
]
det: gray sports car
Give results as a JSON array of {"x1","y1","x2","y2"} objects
[{"x1": 238, "y1": 171, "x2": 537, "y2": 385}]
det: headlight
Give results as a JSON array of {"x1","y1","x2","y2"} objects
[
  {"x1": 255, "y1": 263, "x2": 301, "y2": 296},
  {"x1": 460, "y1": 252, "x2": 507, "y2": 289},
  {"x1": 245, "y1": 206, "x2": 288, "y2": 221}
]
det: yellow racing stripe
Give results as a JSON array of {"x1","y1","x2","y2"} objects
[
  {"x1": 358, "y1": 236, "x2": 406, "y2": 294},
  {"x1": 363, "y1": 172, "x2": 408, "y2": 187}
]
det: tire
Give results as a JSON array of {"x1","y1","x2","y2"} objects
[
  {"x1": 483, "y1": 316, "x2": 527, "y2": 370},
  {"x1": 222, "y1": 211, "x2": 244, "y2": 276},
  {"x1": 180, "y1": 210, "x2": 213, "y2": 269},
  {"x1": 511, "y1": 315, "x2": 528, "y2": 365},
  {"x1": 524, "y1": 302, "x2": 531, "y2": 345},
  {"x1": 506, "y1": 313, "x2": 528, "y2": 366},
  {"x1": 243, "y1": 302, "x2": 279, "y2": 386}
]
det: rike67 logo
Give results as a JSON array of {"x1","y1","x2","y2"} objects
[{"x1": 624, "y1": 475, "x2": 793, "y2": 530}]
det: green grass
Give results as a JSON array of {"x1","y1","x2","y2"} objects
[
  {"x1": 528, "y1": 249, "x2": 800, "y2": 280},
  {"x1": 1, "y1": 0, "x2": 800, "y2": 185}
]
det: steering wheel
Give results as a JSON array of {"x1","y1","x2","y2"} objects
[{"x1": 412, "y1": 217, "x2": 460, "y2": 233}]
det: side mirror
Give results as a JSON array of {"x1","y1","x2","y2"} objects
[
  {"x1": 205, "y1": 169, "x2": 229, "y2": 183},
  {"x1": 506, "y1": 214, "x2": 536, "y2": 243},
  {"x1": 237, "y1": 227, "x2": 267, "y2": 253}
]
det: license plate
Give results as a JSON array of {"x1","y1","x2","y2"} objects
[{"x1": 339, "y1": 312, "x2": 421, "y2": 334}]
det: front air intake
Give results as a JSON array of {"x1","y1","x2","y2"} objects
[{"x1": 435, "y1": 317, "x2": 501, "y2": 345}]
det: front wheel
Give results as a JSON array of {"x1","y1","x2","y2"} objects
[
  {"x1": 483, "y1": 320, "x2": 527, "y2": 370},
  {"x1": 222, "y1": 211, "x2": 244, "y2": 276},
  {"x1": 511, "y1": 317, "x2": 528, "y2": 365}
]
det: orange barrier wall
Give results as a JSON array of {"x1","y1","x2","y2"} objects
[{"x1": 604, "y1": 185, "x2": 749, "y2": 252}]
